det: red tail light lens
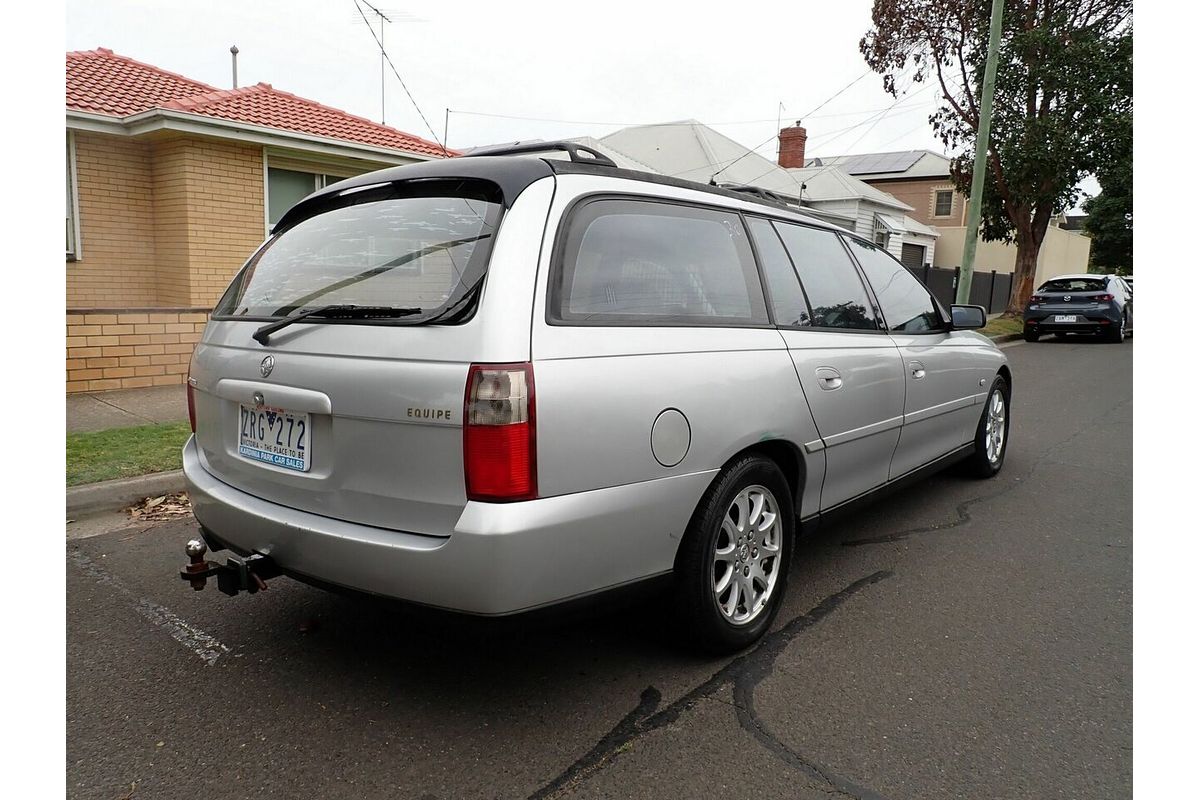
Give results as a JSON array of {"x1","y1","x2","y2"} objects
[
  {"x1": 463, "y1": 363, "x2": 536, "y2": 502},
  {"x1": 1030, "y1": 295, "x2": 1046, "y2": 303},
  {"x1": 186, "y1": 375, "x2": 197, "y2": 433},
  {"x1": 1096, "y1": 293, "x2": 1114, "y2": 302}
]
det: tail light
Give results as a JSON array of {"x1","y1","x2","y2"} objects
[
  {"x1": 463, "y1": 363, "x2": 536, "y2": 502},
  {"x1": 1095, "y1": 293, "x2": 1114, "y2": 302},
  {"x1": 186, "y1": 372, "x2": 197, "y2": 433},
  {"x1": 1030, "y1": 295, "x2": 1046, "y2": 303}
]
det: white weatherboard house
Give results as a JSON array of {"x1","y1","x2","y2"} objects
[{"x1": 596, "y1": 120, "x2": 938, "y2": 266}]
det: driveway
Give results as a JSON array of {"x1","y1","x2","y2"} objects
[{"x1": 67, "y1": 338, "x2": 1132, "y2": 800}]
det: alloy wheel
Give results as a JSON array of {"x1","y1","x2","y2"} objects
[
  {"x1": 712, "y1": 485, "x2": 783, "y2": 625},
  {"x1": 985, "y1": 389, "x2": 1007, "y2": 464}
]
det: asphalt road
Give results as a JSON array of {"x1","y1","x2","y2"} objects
[{"x1": 67, "y1": 337, "x2": 1132, "y2": 800}]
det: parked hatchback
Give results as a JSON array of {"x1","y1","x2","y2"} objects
[
  {"x1": 1023, "y1": 273, "x2": 1132, "y2": 343},
  {"x1": 181, "y1": 143, "x2": 1012, "y2": 653}
]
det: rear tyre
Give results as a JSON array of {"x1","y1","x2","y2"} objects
[
  {"x1": 1104, "y1": 313, "x2": 1127, "y2": 343},
  {"x1": 964, "y1": 375, "x2": 1010, "y2": 479},
  {"x1": 673, "y1": 455, "x2": 794, "y2": 655},
  {"x1": 1023, "y1": 329, "x2": 1040, "y2": 343}
]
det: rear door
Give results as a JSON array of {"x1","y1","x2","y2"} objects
[
  {"x1": 762, "y1": 219, "x2": 906, "y2": 510},
  {"x1": 189, "y1": 177, "x2": 554, "y2": 536},
  {"x1": 844, "y1": 237, "x2": 981, "y2": 477}
]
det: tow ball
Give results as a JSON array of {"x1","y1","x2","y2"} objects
[{"x1": 179, "y1": 538, "x2": 281, "y2": 596}]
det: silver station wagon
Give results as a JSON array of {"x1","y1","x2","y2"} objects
[{"x1": 180, "y1": 142, "x2": 1011, "y2": 653}]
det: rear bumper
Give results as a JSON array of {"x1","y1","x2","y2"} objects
[
  {"x1": 183, "y1": 437, "x2": 714, "y2": 615},
  {"x1": 1024, "y1": 308, "x2": 1120, "y2": 334}
]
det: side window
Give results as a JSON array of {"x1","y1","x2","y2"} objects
[
  {"x1": 551, "y1": 199, "x2": 768, "y2": 326},
  {"x1": 773, "y1": 222, "x2": 881, "y2": 331},
  {"x1": 845, "y1": 237, "x2": 944, "y2": 333},
  {"x1": 746, "y1": 217, "x2": 811, "y2": 327}
]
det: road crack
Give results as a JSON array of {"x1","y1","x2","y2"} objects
[{"x1": 528, "y1": 571, "x2": 893, "y2": 800}]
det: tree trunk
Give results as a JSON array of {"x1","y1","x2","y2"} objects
[{"x1": 1005, "y1": 220, "x2": 1044, "y2": 315}]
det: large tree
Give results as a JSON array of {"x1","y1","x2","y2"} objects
[
  {"x1": 861, "y1": 0, "x2": 1132, "y2": 313},
  {"x1": 1083, "y1": 111, "x2": 1133, "y2": 273}
]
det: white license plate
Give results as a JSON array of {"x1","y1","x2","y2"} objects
[
  {"x1": 1054, "y1": 315, "x2": 1077, "y2": 323},
  {"x1": 238, "y1": 404, "x2": 310, "y2": 472}
]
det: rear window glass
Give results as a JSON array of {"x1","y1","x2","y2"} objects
[
  {"x1": 1039, "y1": 278, "x2": 1106, "y2": 293},
  {"x1": 214, "y1": 182, "x2": 502, "y2": 322},
  {"x1": 550, "y1": 199, "x2": 768, "y2": 326}
]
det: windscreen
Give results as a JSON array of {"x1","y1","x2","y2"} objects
[
  {"x1": 214, "y1": 182, "x2": 503, "y2": 323},
  {"x1": 1039, "y1": 278, "x2": 1106, "y2": 293}
]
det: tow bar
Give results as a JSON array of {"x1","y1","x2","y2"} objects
[{"x1": 180, "y1": 538, "x2": 281, "y2": 596}]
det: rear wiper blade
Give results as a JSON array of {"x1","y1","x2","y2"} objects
[{"x1": 252, "y1": 304, "x2": 421, "y2": 345}]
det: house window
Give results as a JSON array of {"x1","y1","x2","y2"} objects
[
  {"x1": 66, "y1": 133, "x2": 80, "y2": 260},
  {"x1": 934, "y1": 190, "x2": 953, "y2": 217},
  {"x1": 267, "y1": 167, "x2": 344, "y2": 229},
  {"x1": 874, "y1": 230, "x2": 889, "y2": 249}
]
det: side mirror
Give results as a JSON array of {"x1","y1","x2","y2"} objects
[{"x1": 950, "y1": 304, "x2": 987, "y2": 330}]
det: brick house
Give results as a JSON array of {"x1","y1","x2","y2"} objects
[
  {"x1": 804, "y1": 149, "x2": 1091, "y2": 283},
  {"x1": 65, "y1": 48, "x2": 450, "y2": 393}
]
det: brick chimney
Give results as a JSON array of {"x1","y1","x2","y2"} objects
[{"x1": 778, "y1": 121, "x2": 808, "y2": 168}]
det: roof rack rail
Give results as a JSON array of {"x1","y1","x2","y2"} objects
[
  {"x1": 462, "y1": 140, "x2": 618, "y2": 168},
  {"x1": 716, "y1": 183, "x2": 796, "y2": 207}
]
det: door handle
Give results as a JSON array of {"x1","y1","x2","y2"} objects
[
  {"x1": 909, "y1": 361, "x2": 926, "y2": 380},
  {"x1": 815, "y1": 367, "x2": 843, "y2": 391}
]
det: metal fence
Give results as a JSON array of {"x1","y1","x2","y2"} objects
[{"x1": 908, "y1": 265, "x2": 1012, "y2": 315}]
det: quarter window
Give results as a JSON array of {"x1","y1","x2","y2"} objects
[
  {"x1": 773, "y1": 222, "x2": 881, "y2": 331},
  {"x1": 845, "y1": 238, "x2": 943, "y2": 333},
  {"x1": 747, "y1": 217, "x2": 811, "y2": 327},
  {"x1": 934, "y1": 190, "x2": 953, "y2": 217},
  {"x1": 551, "y1": 199, "x2": 768, "y2": 326}
]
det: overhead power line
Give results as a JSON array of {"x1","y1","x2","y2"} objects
[
  {"x1": 351, "y1": 0, "x2": 448, "y2": 155},
  {"x1": 444, "y1": 98, "x2": 931, "y2": 130}
]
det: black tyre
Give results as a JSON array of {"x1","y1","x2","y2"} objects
[
  {"x1": 963, "y1": 375, "x2": 1010, "y2": 479},
  {"x1": 1103, "y1": 313, "x2": 1127, "y2": 343},
  {"x1": 1024, "y1": 329, "x2": 1040, "y2": 342},
  {"x1": 673, "y1": 455, "x2": 794, "y2": 654}
]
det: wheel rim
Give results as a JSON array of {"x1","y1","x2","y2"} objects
[
  {"x1": 712, "y1": 485, "x2": 783, "y2": 626},
  {"x1": 984, "y1": 389, "x2": 1007, "y2": 464}
]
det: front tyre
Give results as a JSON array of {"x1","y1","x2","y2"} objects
[
  {"x1": 673, "y1": 456, "x2": 794, "y2": 654},
  {"x1": 964, "y1": 375, "x2": 1010, "y2": 478}
]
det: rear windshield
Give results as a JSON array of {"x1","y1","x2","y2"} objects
[
  {"x1": 213, "y1": 181, "x2": 503, "y2": 323},
  {"x1": 1039, "y1": 278, "x2": 1106, "y2": 293}
]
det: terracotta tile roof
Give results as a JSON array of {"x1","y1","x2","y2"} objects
[
  {"x1": 66, "y1": 48, "x2": 452, "y2": 158},
  {"x1": 67, "y1": 48, "x2": 216, "y2": 117}
]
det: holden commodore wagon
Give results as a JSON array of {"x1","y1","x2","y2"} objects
[{"x1": 180, "y1": 142, "x2": 1011, "y2": 653}]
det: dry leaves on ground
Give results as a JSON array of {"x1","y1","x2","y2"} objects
[{"x1": 128, "y1": 492, "x2": 192, "y2": 521}]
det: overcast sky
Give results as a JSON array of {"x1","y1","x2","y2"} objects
[{"x1": 66, "y1": 0, "x2": 1096, "y2": 204}]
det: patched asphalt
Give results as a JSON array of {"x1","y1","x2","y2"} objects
[{"x1": 67, "y1": 336, "x2": 1131, "y2": 800}]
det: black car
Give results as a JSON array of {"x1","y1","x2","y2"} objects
[{"x1": 1023, "y1": 274, "x2": 1132, "y2": 343}]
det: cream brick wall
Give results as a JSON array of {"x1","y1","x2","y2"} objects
[
  {"x1": 66, "y1": 308, "x2": 207, "y2": 393},
  {"x1": 68, "y1": 133, "x2": 159, "y2": 306},
  {"x1": 68, "y1": 133, "x2": 265, "y2": 310}
]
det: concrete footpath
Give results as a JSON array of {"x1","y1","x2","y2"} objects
[
  {"x1": 67, "y1": 384, "x2": 188, "y2": 433},
  {"x1": 67, "y1": 385, "x2": 190, "y2": 516}
]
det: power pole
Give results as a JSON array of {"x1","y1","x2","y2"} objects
[{"x1": 957, "y1": 0, "x2": 1006, "y2": 304}]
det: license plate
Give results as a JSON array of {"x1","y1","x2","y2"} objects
[
  {"x1": 1054, "y1": 315, "x2": 1077, "y2": 323},
  {"x1": 238, "y1": 404, "x2": 310, "y2": 472}
]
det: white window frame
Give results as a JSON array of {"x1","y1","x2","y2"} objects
[
  {"x1": 933, "y1": 188, "x2": 954, "y2": 218},
  {"x1": 67, "y1": 131, "x2": 82, "y2": 261}
]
